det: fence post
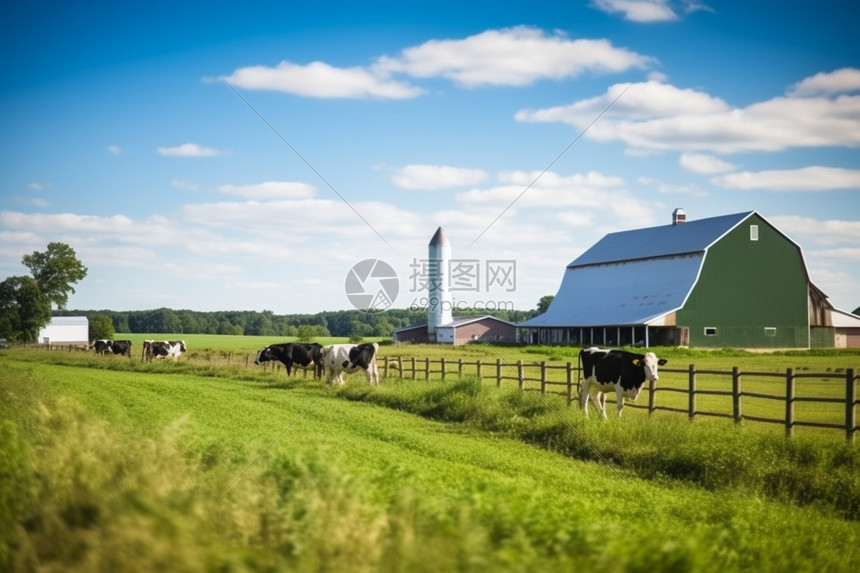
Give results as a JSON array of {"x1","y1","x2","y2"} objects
[
  {"x1": 397, "y1": 356, "x2": 403, "y2": 380},
  {"x1": 516, "y1": 360, "x2": 524, "y2": 390},
  {"x1": 785, "y1": 368, "x2": 795, "y2": 438},
  {"x1": 496, "y1": 358, "x2": 502, "y2": 388},
  {"x1": 383, "y1": 356, "x2": 389, "y2": 378},
  {"x1": 458, "y1": 358, "x2": 463, "y2": 378},
  {"x1": 411, "y1": 357, "x2": 416, "y2": 380},
  {"x1": 476, "y1": 359, "x2": 482, "y2": 381},
  {"x1": 566, "y1": 362, "x2": 573, "y2": 406},
  {"x1": 540, "y1": 361, "x2": 547, "y2": 395},
  {"x1": 441, "y1": 358, "x2": 446, "y2": 381},
  {"x1": 688, "y1": 364, "x2": 696, "y2": 421},
  {"x1": 732, "y1": 366, "x2": 742, "y2": 424},
  {"x1": 424, "y1": 358, "x2": 430, "y2": 380},
  {"x1": 846, "y1": 368, "x2": 855, "y2": 443}
]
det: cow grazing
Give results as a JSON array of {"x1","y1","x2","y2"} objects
[
  {"x1": 142, "y1": 339, "x2": 155, "y2": 361},
  {"x1": 255, "y1": 343, "x2": 323, "y2": 378},
  {"x1": 110, "y1": 340, "x2": 132, "y2": 357},
  {"x1": 149, "y1": 340, "x2": 187, "y2": 360},
  {"x1": 321, "y1": 342, "x2": 379, "y2": 386},
  {"x1": 92, "y1": 339, "x2": 112, "y2": 355},
  {"x1": 91, "y1": 339, "x2": 132, "y2": 357},
  {"x1": 579, "y1": 347, "x2": 667, "y2": 419}
]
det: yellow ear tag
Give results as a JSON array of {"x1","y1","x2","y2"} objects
[{"x1": 632, "y1": 359, "x2": 640, "y2": 366}]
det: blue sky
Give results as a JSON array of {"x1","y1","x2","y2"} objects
[{"x1": 1, "y1": 0, "x2": 858, "y2": 315}]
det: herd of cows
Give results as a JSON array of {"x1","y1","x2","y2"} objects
[{"x1": 90, "y1": 339, "x2": 666, "y2": 418}]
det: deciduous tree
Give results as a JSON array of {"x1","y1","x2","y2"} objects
[
  {"x1": 22, "y1": 242, "x2": 88, "y2": 309},
  {"x1": 0, "y1": 276, "x2": 52, "y2": 343}
]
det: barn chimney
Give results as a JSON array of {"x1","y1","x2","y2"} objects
[{"x1": 672, "y1": 208, "x2": 686, "y2": 225}]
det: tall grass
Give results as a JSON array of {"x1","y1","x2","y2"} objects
[
  {"x1": 335, "y1": 376, "x2": 860, "y2": 520},
  {"x1": 2, "y1": 353, "x2": 859, "y2": 572}
]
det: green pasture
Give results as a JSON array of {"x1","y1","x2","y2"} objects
[
  {"x1": 1, "y1": 347, "x2": 859, "y2": 572},
  {"x1": 16, "y1": 337, "x2": 860, "y2": 440}
]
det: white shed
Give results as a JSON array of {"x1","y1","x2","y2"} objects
[{"x1": 38, "y1": 316, "x2": 89, "y2": 345}]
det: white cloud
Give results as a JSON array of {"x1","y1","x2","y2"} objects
[
  {"x1": 788, "y1": 68, "x2": 860, "y2": 97},
  {"x1": 679, "y1": 152, "x2": 736, "y2": 174},
  {"x1": 638, "y1": 176, "x2": 708, "y2": 197},
  {"x1": 27, "y1": 182, "x2": 50, "y2": 191},
  {"x1": 591, "y1": 0, "x2": 713, "y2": 22},
  {"x1": 221, "y1": 60, "x2": 424, "y2": 99},
  {"x1": 770, "y1": 215, "x2": 860, "y2": 245},
  {"x1": 376, "y1": 26, "x2": 653, "y2": 88},
  {"x1": 392, "y1": 164, "x2": 488, "y2": 190},
  {"x1": 220, "y1": 27, "x2": 652, "y2": 99},
  {"x1": 712, "y1": 166, "x2": 860, "y2": 191},
  {"x1": 171, "y1": 179, "x2": 200, "y2": 191},
  {"x1": 107, "y1": 144, "x2": 122, "y2": 155},
  {"x1": 516, "y1": 74, "x2": 860, "y2": 154},
  {"x1": 157, "y1": 143, "x2": 222, "y2": 157},
  {"x1": 216, "y1": 181, "x2": 316, "y2": 199},
  {"x1": 591, "y1": 0, "x2": 679, "y2": 22}
]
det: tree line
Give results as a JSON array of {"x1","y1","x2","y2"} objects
[
  {"x1": 2, "y1": 242, "x2": 550, "y2": 343},
  {"x1": 54, "y1": 306, "x2": 541, "y2": 339}
]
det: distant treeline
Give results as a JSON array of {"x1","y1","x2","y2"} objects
[{"x1": 54, "y1": 307, "x2": 538, "y2": 338}]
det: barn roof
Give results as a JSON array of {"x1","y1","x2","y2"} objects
[
  {"x1": 48, "y1": 316, "x2": 89, "y2": 326},
  {"x1": 521, "y1": 254, "x2": 704, "y2": 327},
  {"x1": 521, "y1": 211, "x2": 761, "y2": 328},
  {"x1": 570, "y1": 211, "x2": 754, "y2": 267}
]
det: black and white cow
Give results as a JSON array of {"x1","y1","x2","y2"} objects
[
  {"x1": 110, "y1": 340, "x2": 132, "y2": 357},
  {"x1": 254, "y1": 342, "x2": 323, "y2": 378},
  {"x1": 149, "y1": 340, "x2": 187, "y2": 360},
  {"x1": 92, "y1": 339, "x2": 112, "y2": 355},
  {"x1": 142, "y1": 340, "x2": 156, "y2": 361},
  {"x1": 321, "y1": 342, "x2": 379, "y2": 386},
  {"x1": 579, "y1": 347, "x2": 667, "y2": 419},
  {"x1": 91, "y1": 339, "x2": 132, "y2": 357}
]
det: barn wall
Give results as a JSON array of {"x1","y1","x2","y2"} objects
[
  {"x1": 393, "y1": 326, "x2": 430, "y2": 344},
  {"x1": 454, "y1": 319, "x2": 516, "y2": 345},
  {"x1": 677, "y1": 214, "x2": 810, "y2": 348},
  {"x1": 810, "y1": 327, "x2": 835, "y2": 348}
]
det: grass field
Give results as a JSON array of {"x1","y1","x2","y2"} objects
[
  {"x1": 31, "y1": 335, "x2": 860, "y2": 440},
  {"x1": 2, "y1": 342, "x2": 859, "y2": 572}
]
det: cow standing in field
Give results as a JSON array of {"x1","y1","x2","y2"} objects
[
  {"x1": 148, "y1": 340, "x2": 187, "y2": 360},
  {"x1": 579, "y1": 347, "x2": 667, "y2": 419},
  {"x1": 254, "y1": 342, "x2": 323, "y2": 378},
  {"x1": 91, "y1": 339, "x2": 132, "y2": 357},
  {"x1": 321, "y1": 342, "x2": 379, "y2": 386}
]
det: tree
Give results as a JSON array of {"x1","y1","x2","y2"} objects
[
  {"x1": 536, "y1": 295, "x2": 554, "y2": 314},
  {"x1": 22, "y1": 242, "x2": 88, "y2": 309},
  {"x1": 89, "y1": 314, "x2": 115, "y2": 340},
  {"x1": 0, "y1": 276, "x2": 52, "y2": 343}
]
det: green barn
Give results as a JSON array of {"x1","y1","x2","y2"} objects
[{"x1": 519, "y1": 210, "x2": 857, "y2": 349}]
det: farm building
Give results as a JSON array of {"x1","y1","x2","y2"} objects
[
  {"x1": 37, "y1": 316, "x2": 89, "y2": 346},
  {"x1": 519, "y1": 210, "x2": 860, "y2": 349},
  {"x1": 394, "y1": 315, "x2": 517, "y2": 346}
]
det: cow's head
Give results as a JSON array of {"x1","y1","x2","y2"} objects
[
  {"x1": 623, "y1": 352, "x2": 667, "y2": 400},
  {"x1": 634, "y1": 352, "x2": 667, "y2": 382},
  {"x1": 254, "y1": 346, "x2": 273, "y2": 365}
]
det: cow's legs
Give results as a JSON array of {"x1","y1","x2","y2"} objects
[{"x1": 615, "y1": 385, "x2": 625, "y2": 417}]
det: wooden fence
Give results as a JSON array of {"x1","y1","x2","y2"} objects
[
  {"x1": 375, "y1": 357, "x2": 859, "y2": 442},
  {"x1": 24, "y1": 345, "x2": 860, "y2": 441}
]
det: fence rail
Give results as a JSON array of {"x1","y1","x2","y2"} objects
[
  {"x1": 24, "y1": 345, "x2": 859, "y2": 442},
  {"x1": 381, "y1": 357, "x2": 858, "y2": 442}
]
